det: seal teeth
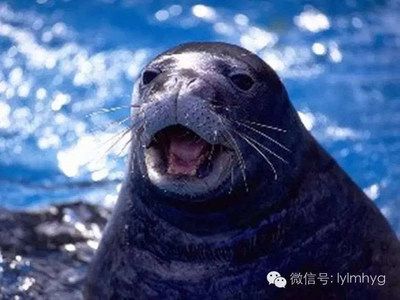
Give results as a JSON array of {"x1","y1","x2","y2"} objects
[
  {"x1": 167, "y1": 152, "x2": 207, "y2": 176},
  {"x1": 165, "y1": 128, "x2": 209, "y2": 176},
  {"x1": 147, "y1": 124, "x2": 231, "y2": 180},
  {"x1": 149, "y1": 125, "x2": 214, "y2": 177}
]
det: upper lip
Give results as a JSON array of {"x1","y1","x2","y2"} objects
[{"x1": 145, "y1": 123, "x2": 229, "y2": 148}]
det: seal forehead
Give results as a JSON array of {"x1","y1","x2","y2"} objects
[
  {"x1": 156, "y1": 52, "x2": 208, "y2": 69},
  {"x1": 154, "y1": 42, "x2": 273, "y2": 75},
  {"x1": 150, "y1": 52, "x2": 251, "y2": 73}
]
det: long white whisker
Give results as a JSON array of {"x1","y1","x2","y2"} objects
[
  {"x1": 92, "y1": 115, "x2": 133, "y2": 134},
  {"x1": 239, "y1": 120, "x2": 287, "y2": 132},
  {"x1": 85, "y1": 106, "x2": 132, "y2": 118},
  {"x1": 101, "y1": 126, "x2": 133, "y2": 157},
  {"x1": 235, "y1": 132, "x2": 278, "y2": 180},
  {"x1": 236, "y1": 122, "x2": 291, "y2": 152},
  {"x1": 235, "y1": 130, "x2": 288, "y2": 164},
  {"x1": 116, "y1": 134, "x2": 135, "y2": 157},
  {"x1": 224, "y1": 130, "x2": 249, "y2": 192},
  {"x1": 208, "y1": 110, "x2": 249, "y2": 192}
]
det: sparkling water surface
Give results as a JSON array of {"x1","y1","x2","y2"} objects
[{"x1": 0, "y1": 0, "x2": 399, "y2": 233}]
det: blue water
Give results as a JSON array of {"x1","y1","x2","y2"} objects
[{"x1": 0, "y1": 0, "x2": 399, "y2": 233}]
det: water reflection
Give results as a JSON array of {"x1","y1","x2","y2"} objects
[{"x1": 0, "y1": 1, "x2": 398, "y2": 234}]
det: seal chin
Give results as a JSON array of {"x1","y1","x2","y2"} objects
[{"x1": 144, "y1": 124, "x2": 235, "y2": 196}]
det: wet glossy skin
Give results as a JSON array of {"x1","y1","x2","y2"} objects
[
  {"x1": 85, "y1": 42, "x2": 400, "y2": 299},
  {"x1": 127, "y1": 42, "x2": 308, "y2": 232},
  {"x1": 131, "y1": 43, "x2": 302, "y2": 199}
]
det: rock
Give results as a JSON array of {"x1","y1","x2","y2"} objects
[{"x1": 0, "y1": 201, "x2": 111, "y2": 299}]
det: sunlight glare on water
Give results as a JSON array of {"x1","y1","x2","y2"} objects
[{"x1": 0, "y1": 0, "x2": 399, "y2": 233}]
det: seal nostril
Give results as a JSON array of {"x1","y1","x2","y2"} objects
[{"x1": 187, "y1": 78, "x2": 196, "y2": 86}]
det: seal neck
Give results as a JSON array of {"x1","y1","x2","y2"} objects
[
  {"x1": 114, "y1": 142, "x2": 318, "y2": 265},
  {"x1": 125, "y1": 88, "x2": 313, "y2": 234},
  {"x1": 126, "y1": 130, "x2": 310, "y2": 235}
]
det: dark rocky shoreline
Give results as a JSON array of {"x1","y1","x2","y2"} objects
[{"x1": 0, "y1": 202, "x2": 111, "y2": 299}]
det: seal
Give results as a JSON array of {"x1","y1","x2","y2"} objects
[{"x1": 85, "y1": 42, "x2": 400, "y2": 299}]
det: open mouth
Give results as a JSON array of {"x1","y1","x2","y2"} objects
[{"x1": 145, "y1": 125, "x2": 229, "y2": 179}]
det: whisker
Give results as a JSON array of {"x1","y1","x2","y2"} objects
[
  {"x1": 85, "y1": 106, "x2": 130, "y2": 118},
  {"x1": 116, "y1": 134, "x2": 135, "y2": 157},
  {"x1": 80, "y1": 126, "x2": 133, "y2": 169},
  {"x1": 234, "y1": 131, "x2": 278, "y2": 180},
  {"x1": 92, "y1": 115, "x2": 133, "y2": 133},
  {"x1": 236, "y1": 122, "x2": 291, "y2": 152},
  {"x1": 223, "y1": 130, "x2": 249, "y2": 192},
  {"x1": 86, "y1": 115, "x2": 135, "y2": 147},
  {"x1": 85, "y1": 104, "x2": 141, "y2": 118},
  {"x1": 97, "y1": 118, "x2": 139, "y2": 148},
  {"x1": 97, "y1": 118, "x2": 141, "y2": 158},
  {"x1": 235, "y1": 130, "x2": 288, "y2": 164},
  {"x1": 207, "y1": 109, "x2": 249, "y2": 192},
  {"x1": 238, "y1": 120, "x2": 287, "y2": 132},
  {"x1": 86, "y1": 105, "x2": 142, "y2": 139},
  {"x1": 101, "y1": 126, "x2": 133, "y2": 157}
]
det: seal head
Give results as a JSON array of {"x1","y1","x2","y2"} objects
[{"x1": 132, "y1": 42, "x2": 306, "y2": 202}]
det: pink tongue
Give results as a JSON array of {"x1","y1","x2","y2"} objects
[{"x1": 167, "y1": 136, "x2": 208, "y2": 175}]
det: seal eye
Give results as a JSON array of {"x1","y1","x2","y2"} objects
[
  {"x1": 230, "y1": 73, "x2": 254, "y2": 91},
  {"x1": 142, "y1": 70, "x2": 160, "y2": 85}
]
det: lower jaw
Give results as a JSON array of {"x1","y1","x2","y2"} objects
[
  {"x1": 146, "y1": 168, "x2": 223, "y2": 193},
  {"x1": 144, "y1": 155, "x2": 234, "y2": 197}
]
